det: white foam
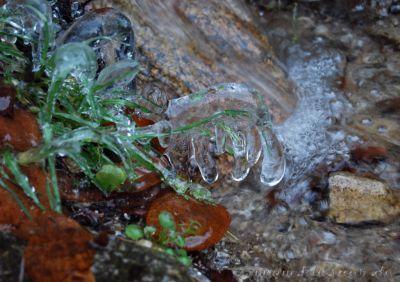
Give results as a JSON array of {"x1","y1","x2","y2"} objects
[{"x1": 276, "y1": 43, "x2": 349, "y2": 185}]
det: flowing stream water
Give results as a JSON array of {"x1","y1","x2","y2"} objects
[{"x1": 83, "y1": 1, "x2": 400, "y2": 280}]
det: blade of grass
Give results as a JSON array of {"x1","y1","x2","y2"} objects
[
  {"x1": 3, "y1": 150, "x2": 44, "y2": 210},
  {"x1": 0, "y1": 178, "x2": 32, "y2": 219},
  {"x1": 47, "y1": 155, "x2": 61, "y2": 213}
]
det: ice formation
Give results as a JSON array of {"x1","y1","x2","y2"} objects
[
  {"x1": 58, "y1": 8, "x2": 135, "y2": 70},
  {"x1": 165, "y1": 83, "x2": 286, "y2": 186},
  {"x1": 3, "y1": 0, "x2": 55, "y2": 71}
]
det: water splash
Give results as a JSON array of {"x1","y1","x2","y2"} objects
[
  {"x1": 165, "y1": 83, "x2": 285, "y2": 186},
  {"x1": 275, "y1": 43, "x2": 346, "y2": 177}
]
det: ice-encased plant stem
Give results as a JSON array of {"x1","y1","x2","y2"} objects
[
  {"x1": 45, "y1": 42, "x2": 98, "y2": 121},
  {"x1": 165, "y1": 83, "x2": 286, "y2": 187},
  {"x1": 3, "y1": 0, "x2": 55, "y2": 72}
]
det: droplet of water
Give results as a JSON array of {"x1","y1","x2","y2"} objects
[
  {"x1": 370, "y1": 89, "x2": 380, "y2": 97},
  {"x1": 259, "y1": 128, "x2": 286, "y2": 187},
  {"x1": 70, "y1": 0, "x2": 85, "y2": 19}
]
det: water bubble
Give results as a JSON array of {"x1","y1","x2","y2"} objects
[
  {"x1": 377, "y1": 125, "x2": 388, "y2": 134},
  {"x1": 361, "y1": 118, "x2": 373, "y2": 126}
]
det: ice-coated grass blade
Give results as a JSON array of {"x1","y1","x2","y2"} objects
[{"x1": 2, "y1": 150, "x2": 44, "y2": 210}]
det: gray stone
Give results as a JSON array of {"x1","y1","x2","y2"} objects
[
  {"x1": 92, "y1": 238, "x2": 197, "y2": 282},
  {"x1": 0, "y1": 231, "x2": 29, "y2": 282}
]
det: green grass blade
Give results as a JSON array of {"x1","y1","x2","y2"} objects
[
  {"x1": 0, "y1": 178, "x2": 32, "y2": 219},
  {"x1": 3, "y1": 150, "x2": 44, "y2": 210},
  {"x1": 47, "y1": 155, "x2": 61, "y2": 213}
]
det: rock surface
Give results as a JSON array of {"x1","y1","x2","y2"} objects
[
  {"x1": 328, "y1": 172, "x2": 400, "y2": 224},
  {"x1": 87, "y1": 0, "x2": 297, "y2": 123},
  {"x1": 0, "y1": 109, "x2": 42, "y2": 152},
  {"x1": 0, "y1": 232, "x2": 28, "y2": 282},
  {"x1": 92, "y1": 239, "x2": 197, "y2": 282}
]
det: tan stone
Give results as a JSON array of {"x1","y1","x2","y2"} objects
[{"x1": 328, "y1": 172, "x2": 400, "y2": 224}]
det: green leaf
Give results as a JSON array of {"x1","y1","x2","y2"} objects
[
  {"x1": 158, "y1": 211, "x2": 176, "y2": 231},
  {"x1": 125, "y1": 224, "x2": 144, "y2": 240},
  {"x1": 164, "y1": 248, "x2": 175, "y2": 256},
  {"x1": 144, "y1": 226, "x2": 157, "y2": 238},
  {"x1": 174, "y1": 235, "x2": 186, "y2": 248},
  {"x1": 2, "y1": 150, "x2": 44, "y2": 210},
  {"x1": 95, "y1": 164, "x2": 127, "y2": 192},
  {"x1": 177, "y1": 255, "x2": 192, "y2": 266}
]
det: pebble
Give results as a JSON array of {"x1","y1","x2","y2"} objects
[
  {"x1": 0, "y1": 80, "x2": 16, "y2": 116},
  {"x1": 328, "y1": 172, "x2": 400, "y2": 224}
]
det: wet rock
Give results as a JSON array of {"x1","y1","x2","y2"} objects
[
  {"x1": 146, "y1": 192, "x2": 231, "y2": 251},
  {"x1": 0, "y1": 166, "x2": 49, "y2": 226},
  {"x1": 0, "y1": 81, "x2": 16, "y2": 116},
  {"x1": 349, "y1": 113, "x2": 400, "y2": 147},
  {"x1": 0, "y1": 165, "x2": 95, "y2": 282},
  {"x1": 92, "y1": 239, "x2": 196, "y2": 282},
  {"x1": 88, "y1": 0, "x2": 296, "y2": 123},
  {"x1": 351, "y1": 146, "x2": 387, "y2": 162},
  {"x1": 58, "y1": 8, "x2": 135, "y2": 70},
  {"x1": 0, "y1": 232, "x2": 28, "y2": 282},
  {"x1": 367, "y1": 16, "x2": 400, "y2": 45},
  {"x1": 21, "y1": 214, "x2": 95, "y2": 282},
  {"x1": 328, "y1": 172, "x2": 400, "y2": 224},
  {"x1": 0, "y1": 109, "x2": 42, "y2": 152},
  {"x1": 390, "y1": 2, "x2": 400, "y2": 14}
]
